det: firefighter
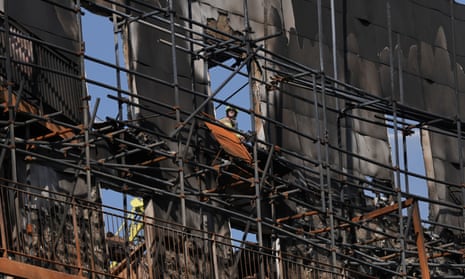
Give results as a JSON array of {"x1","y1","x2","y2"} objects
[
  {"x1": 219, "y1": 106, "x2": 238, "y2": 129},
  {"x1": 219, "y1": 106, "x2": 244, "y2": 141}
]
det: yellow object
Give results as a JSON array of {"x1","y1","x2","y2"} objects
[
  {"x1": 109, "y1": 197, "x2": 145, "y2": 268},
  {"x1": 115, "y1": 197, "x2": 144, "y2": 241},
  {"x1": 130, "y1": 197, "x2": 144, "y2": 213}
]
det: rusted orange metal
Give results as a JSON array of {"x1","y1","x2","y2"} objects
[
  {"x1": 71, "y1": 199, "x2": 83, "y2": 276},
  {"x1": 140, "y1": 156, "x2": 168, "y2": 166},
  {"x1": 379, "y1": 252, "x2": 400, "y2": 261},
  {"x1": 110, "y1": 242, "x2": 145, "y2": 277},
  {"x1": 205, "y1": 122, "x2": 252, "y2": 163},
  {"x1": 276, "y1": 210, "x2": 319, "y2": 223},
  {"x1": 352, "y1": 198, "x2": 414, "y2": 222},
  {"x1": 1, "y1": 90, "x2": 37, "y2": 114},
  {"x1": 1, "y1": 90, "x2": 77, "y2": 140},
  {"x1": 428, "y1": 249, "x2": 465, "y2": 259},
  {"x1": 310, "y1": 198, "x2": 414, "y2": 234},
  {"x1": 31, "y1": 127, "x2": 75, "y2": 141},
  {"x1": 0, "y1": 258, "x2": 86, "y2": 279},
  {"x1": 412, "y1": 201, "x2": 430, "y2": 279}
]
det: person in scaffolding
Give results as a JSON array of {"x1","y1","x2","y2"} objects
[
  {"x1": 219, "y1": 106, "x2": 245, "y2": 141},
  {"x1": 220, "y1": 106, "x2": 238, "y2": 129}
]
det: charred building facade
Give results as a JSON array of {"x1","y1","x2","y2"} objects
[{"x1": 0, "y1": 0, "x2": 464, "y2": 278}]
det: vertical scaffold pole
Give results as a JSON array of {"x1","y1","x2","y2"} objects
[
  {"x1": 397, "y1": 34, "x2": 410, "y2": 194},
  {"x1": 75, "y1": 0, "x2": 92, "y2": 203},
  {"x1": 168, "y1": 6, "x2": 190, "y2": 274},
  {"x1": 318, "y1": 0, "x2": 337, "y2": 276},
  {"x1": 75, "y1": 1, "x2": 98, "y2": 276},
  {"x1": 387, "y1": 2, "x2": 406, "y2": 277},
  {"x1": 110, "y1": 6, "x2": 132, "y2": 277},
  {"x1": 320, "y1": 75, "x2": 338, "y2": 278},
  {"x1": 243, "y1": 0, "x2": 264, "y2": 278},
  {"x1": 112, "y1": 5, "x2": 124, "y2": 124},
  {"x1": 330, "y1": 0, "x2": 337, "y2": 81},
  {"x1": 317, "y1": 0, "x2": 325, "y2": 73},
  {"x1": 168, "y1": 0, "x2": 186, "y2": 229},
  {"x1": 168, "y1": 2, "x2": 190, "y2": 272},
  {"x1": 313, "y1": 75, "x2": 326, "y2": 212},
  {"x1": 4, "y1": 0, "x2": 21, "y2": 257}
]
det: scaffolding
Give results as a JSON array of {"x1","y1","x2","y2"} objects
[{"x1": 0, "y1": 0, "x2": 464, "y2": 278}]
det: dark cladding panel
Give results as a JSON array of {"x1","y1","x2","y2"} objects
[
  {"x1": 423, "y1": 81, "x2": 457, "y2": 118},
  {"x1": 455, "y1": 0, "x2": 465, "y2": 19},
  {"x1": 419, "y1": 37, "x2": 455, "y2": 87},
  {"x1": 8, "y1": 0, "x2": 80, "y2": 53},
  {"x1": 346, "y1": 17, "x2": 389, "y2": 63},
  {"x1": 459, "y1": 91, "x2": 465, "y2": 119},
  {"x1": 290, "y1": 0, "x2": 319, "y2": 47},
  {"x1": 401, "y1": 72, "x2": 426, "y2": 109},
  {"x1": 455, "y1": 18, "x2": 465, "y2": 58},
  {"x1": 286, "y1": 29, "x2": 322, "y2": 72},
  {"x1": 345, "y1": 0, "x2": 387, "y2": 28},
  {"x1": 389, "y1": 0, "x2": 416, "y2": 39},
  {"x1": 341, "y1": 0, "x2": 464, "y2": 108},
  {"x1": 410, "y1": 3, "x2": 453, "y2": 48},
  {"x1": 281, "y1": 108, "x2": 303, "y2": 154},
  {"x1": 430, "y1": 129, "x2": 465, "y2": 163},
  {"x1": 412, "y1": 0, "x2": 451, "y2": 14},
  {"x1": 291, "y1": 0, "x2": 345, "y2": 59},
  {"x1": 429, "y1": 156, "x2": 464, "y2": 233},
  {"x1": 397, "y1": 36, "x2": 420, "y2": 75}
]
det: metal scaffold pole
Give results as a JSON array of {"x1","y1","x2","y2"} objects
[
  {"x1": 3, "y1": 0, "x2": 21, "y2": 259},
  {"x1": 387, "y1": 2, "x2": 406, "y2": 277},
  {"x1": 313, "y1": 75, "x2": 326, "y2": 213},
  {"x1": 167, "y1": 0, "x2": 187, "y2": 230},
  {"x1": 320, "y1": 75, "x2": 338, "y2": 278},
  {"x1": 109, "y1": 5, "x2": 133, "y2": 277},
  {"x1": 75, "y1": 1, "x2": 99, "y2": 276},
  {"x1": 243, "y1": 0, "x2": 265, "y2": 278},
  {"x1": 317, "y1": 0, "x2": 337, "y2": 275}
]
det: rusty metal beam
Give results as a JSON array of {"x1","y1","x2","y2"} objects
[
  {"x1": 1, "y1": 90, "x2": 77, "y2": 140},
  {"x1": 71, "y1": 199, "x2": 83, "y2": 276},
  {"x1": 412, "y1": 201, "x2": 430, "y2": 279},
  {"x1": 0, "y1": 258, "x2": 86, "y2": 279},
  {"x1": 428, "y1": 249, "x2": 465, "y2": 259},
  {"x1": 276, "y1": 210, "x2": 319, "y2": 223},
  {"x1": 311, "y1": 198, "x2": 414, "y2": 234},
  {"x1": 140, "y1": 155, "x2": 168, "y2": 166},
  {"x1": 1, "y1": 89, "x2": 37, "y2": 114},
  {"x1": 110, "y1": 242, "x2": 145, "y2": 276}
]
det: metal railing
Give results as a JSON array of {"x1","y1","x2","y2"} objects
[
  {"x1": 0, "y1": 19, "x2": 82, "y2": 124},
  {"x1": 0, "y1": 180, "x2": 351, "y2": 279}
]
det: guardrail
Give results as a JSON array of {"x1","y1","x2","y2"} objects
[{"x1": 0, "y1": 180, "x2": 349, "y2": 279}]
